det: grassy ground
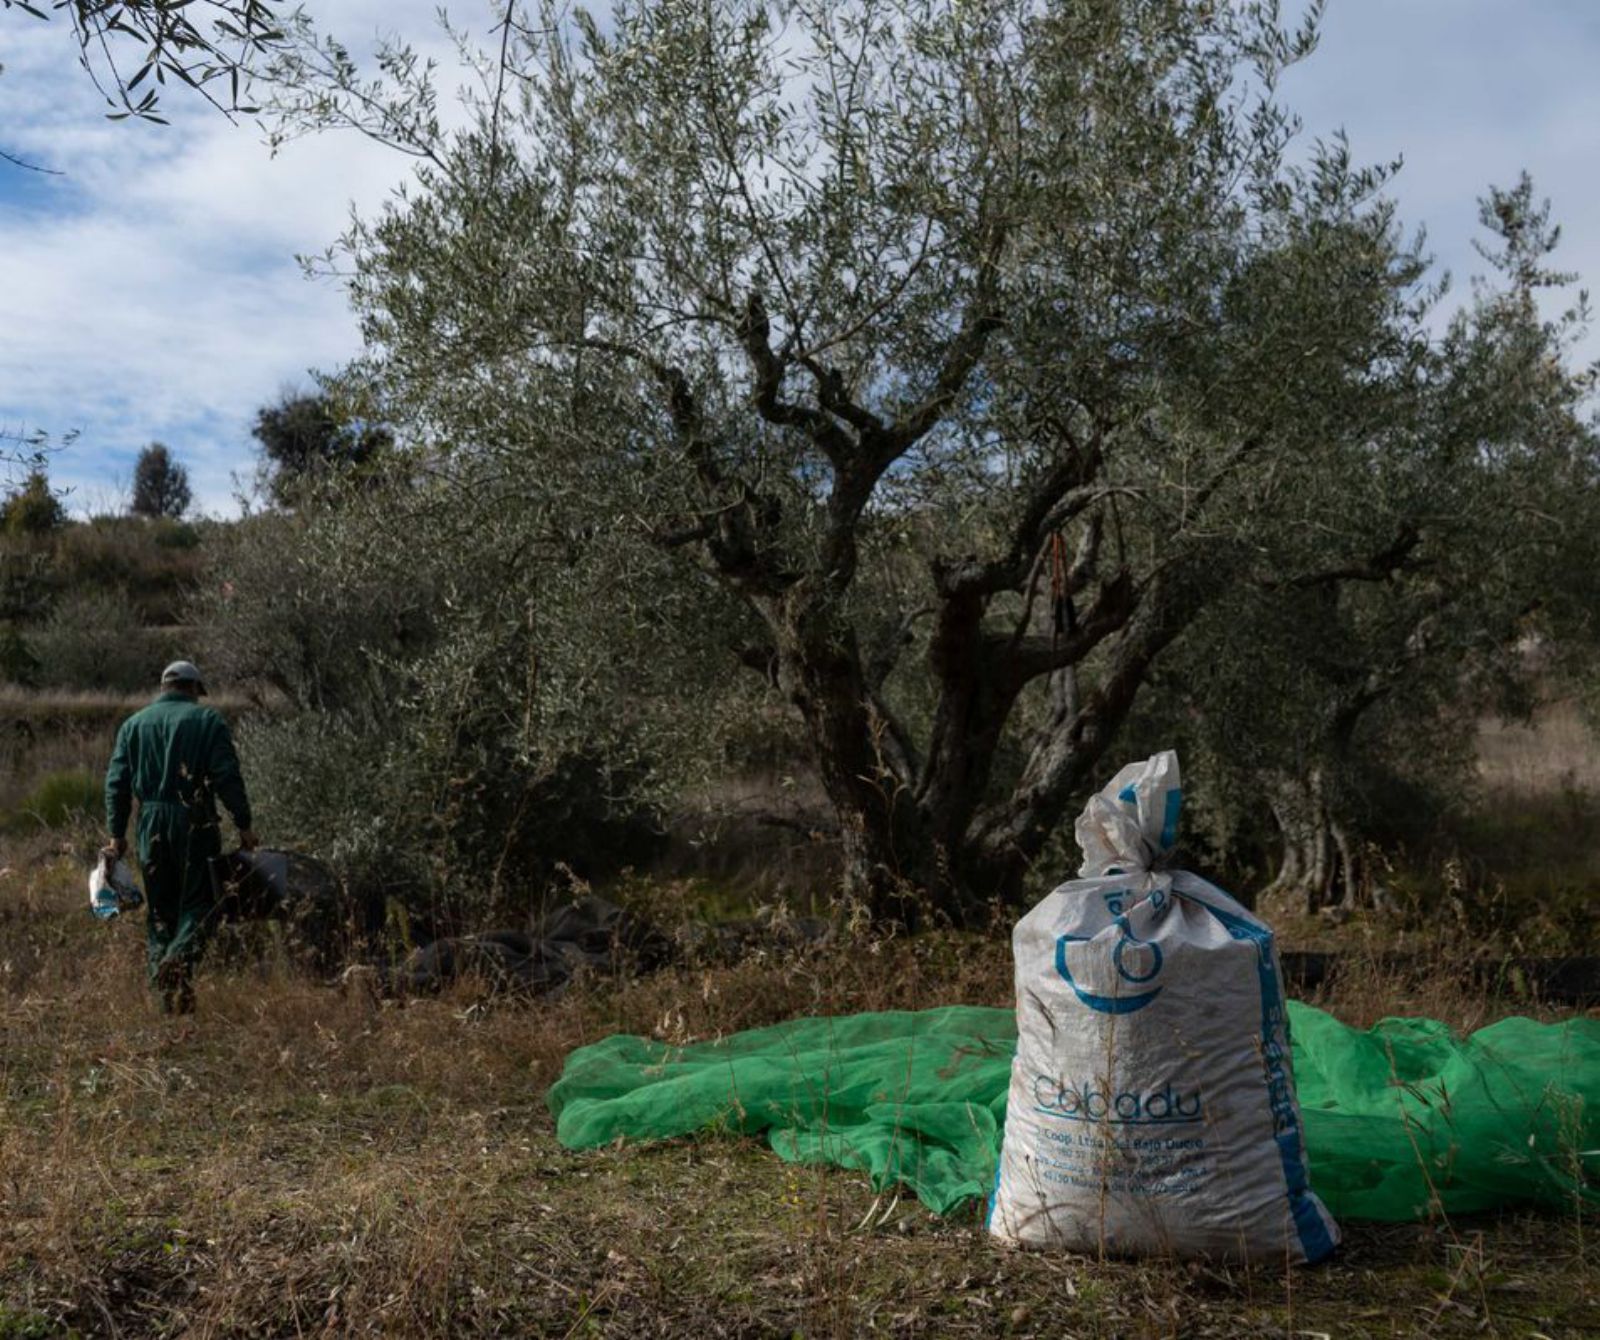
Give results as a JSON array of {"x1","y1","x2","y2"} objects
[{"x1": 1, "y1": 844, "x2": 1594, "y2": 1338}]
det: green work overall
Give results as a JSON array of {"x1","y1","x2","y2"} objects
[{"x1": 104, "y1": 691, "x2": 253, "y2": 1012}]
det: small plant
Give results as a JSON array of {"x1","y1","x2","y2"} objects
[
  {"x1": 0, "y1": 1304, "x2": 61, "y2": 1340},
  {"x1": 0, "y1": 621, "x2": 39, "y2": 687},
  {"x1": 16, "y1": 767, "x2": 101, "y2": 829},
  {"x1": 151, "y1": 519, "x2": 202, "y2": 550}
]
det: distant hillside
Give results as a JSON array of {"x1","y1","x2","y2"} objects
[{"x1": 0, "y1": 515, "x2": 212, "y2": 694}]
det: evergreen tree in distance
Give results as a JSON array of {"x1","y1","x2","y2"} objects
[
  {"x1": 2, "y1": 469, "x2": 65, "y2": 536},
  {"x1": 251, "y1": 391, "x2": 392, "y2": 506},
  {"x1": 130, "y1": 442, "x2": 192, "y2": 519}
]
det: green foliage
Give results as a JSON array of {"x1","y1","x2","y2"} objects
[
  {"x1": 49, "y1": 516, "x2": 206, "y2": 626},
  {"x1": 238, "y1": 709, "x2": 666, "y2": 931},
  {"x1": 12, "y1": 767, "x2": 100, "y2": 829},
  {"x1": 130, "y1": 442, "x2": 192, "y2": 519},
  {"x1": 0, "y1": 543, "x2": 51, "y2": 622},
  {"x1": 0, "y1": 620, "x2": 39, "y2": 686},
  {"x1": 2, "y1": 1, "x2": 287, "y2": 126},
  {"x1": 0, "y1": 1304, "x2": 60, "y2": 1340},
  {"x1": 2, "y1": 470, "x2": 65, "y2": 536},
  {"x1": 152, "y1": 518, "x2": 202, "y2": 550},
  {"x1": 195, "y1": 468, "x2": 746, "y2": 924},
  {"x1": 29, "y1": 588, "x2": 181, "y2": 693},
  {"x1": 250, "y1": 391, "x2": 393, "y2": 507},
  {"x1": 264, "y1": 2, "x2": 1600, "y2": 916},
  {"x1": 1112, "y1": 173, "x2": 1600, "y2": 910}
]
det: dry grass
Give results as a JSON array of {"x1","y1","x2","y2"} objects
[
  {"x1": 0, "y1": 689, "x2": 261, "y2": 717},
  {"x1": 0, "y1": 705, "x2": 1594, "y2": 1335},
  {"x1": 1, "y1": 845, "x2": 1594, "y2": 1338},
  {"x1": 1476, "y1": 700, "x2": 1600, "y2": 796}
]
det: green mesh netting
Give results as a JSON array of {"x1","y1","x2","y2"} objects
[{"x1": 548, "y1": 1002, "x2": 1600, "y2": 1222}]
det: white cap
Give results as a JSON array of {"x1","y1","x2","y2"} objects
[{"x1": 161, "y1": 660, "x2": 208, "y2": 695}]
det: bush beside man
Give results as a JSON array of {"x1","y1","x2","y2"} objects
[{"x1": 104, "y1": 661, "x2": 257, "y2": 1013}]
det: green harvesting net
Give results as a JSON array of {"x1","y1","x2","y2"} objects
[{"x1": 549, "y1": 1002, "x2": 1600, "y2": 1222}]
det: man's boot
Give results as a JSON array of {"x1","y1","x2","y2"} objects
[{"x1": 154, "y1": 958, "x2": 194, "y2": 1015}]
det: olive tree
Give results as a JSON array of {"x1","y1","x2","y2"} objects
[
  {"x1": 268, "y1": 1, "x2": 1598, "y2": 922},
  {"x1": 1134, "y1": 175, "x2": 1600, "y2": 914}
]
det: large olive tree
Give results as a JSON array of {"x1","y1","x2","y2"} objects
[{"x1": 269, "y1": 1, "x2": 1598, "y2": 922}]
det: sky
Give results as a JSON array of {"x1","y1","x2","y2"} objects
[{"x1": 2, "y1": 1, "x2": 1600, "y2": 516}]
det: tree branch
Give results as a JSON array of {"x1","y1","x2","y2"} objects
[
  {"x1": 866, "y1": 689, "x2": 922, "y2": 791},
  {"x1": 736, "y1": 642, "x2": 781, "y2": 688},
  {"x1": 866, "y1": 605, "x2": 936, "y2": 690},
  {"x1": 1181, "y1": 433, "x2": 1265, "y2": 525},
  {"x1": 583, "y1": 337, "x2": 796, "y2": 596},
  {"x1": 1268, "y1": 521, "x2": 1424, "y2": 589},
  {"x1": 882, "y1": 227, "x2": 1007, "y2": 458},
  {"x1": 1006, "y1": 568, "x2": 1138, "y2": 684},
  {"x1": 798, "y1": 354, "x2": 888, "y2": 438},
  {"x1": 736, "y1": 292, "x2": 857, "y2": 467},
  {"x1": 970, "y1": 554, "x2": 1233, "y2": 866},
  {"x1": 936, "y1": 429, "x2": 1105, "y2": 600}
]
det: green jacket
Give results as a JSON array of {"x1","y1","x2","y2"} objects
[{"x1": 105, "y1": 691, "x2": 253, "y2": 845}]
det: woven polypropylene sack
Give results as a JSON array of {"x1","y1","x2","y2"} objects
[{"x1": 987, "y1": 751, "x2": 1340, "y2": 1261}]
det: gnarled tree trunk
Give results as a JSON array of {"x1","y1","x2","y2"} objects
[{"x1": 1260, "y1": 768, "x2": 1367, "y2": 919}]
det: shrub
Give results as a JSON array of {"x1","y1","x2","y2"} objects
[
  {"x1": 1, "y1": 472, "x2": 65, "y2": 536},
  {"x1": 151, "y1": 519, "x2": 202, "y2": 550},
  {"x1": 0, "y1": 622, "x2": 39, "y2": 687},
  {"x1": 194, "y1": 466, "x2": 743, "y2": 933},
  {"x1": 29, "y1": 589, "x2": 183, "y2": 693},
  {"x1": 236, "y1": 696, "x2": 666, "y2": 938},
  {"x1": 0, "y1": 543, "x2": 52, "y2": 623},
  {"x1": 14, "y1": 768, "x2": 101, "y2": 829},
  {"x1": 49, "y1": 518, "x2": 204, "y2": 625}
]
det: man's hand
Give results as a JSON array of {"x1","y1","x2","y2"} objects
[
  {"x1": 239, "y1": 828, "x2": 260, "y2": 852},
  {"x1": 104, "y1": 836, "x2": 127, "y2": 859}
]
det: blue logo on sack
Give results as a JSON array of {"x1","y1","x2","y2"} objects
[
  {"x1": 1033, "y1": 1074, "x2": 1202, "y2": 1123},
  {"x1": 1055, "y1": 911, "x2": 1165, "y2": 1015}
]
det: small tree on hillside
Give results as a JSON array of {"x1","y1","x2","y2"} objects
[
  {"x1": 251, "y1": 392, "x2": 392, "y2": 506},
  {"x1": 131, "y1": 442, "x2": 193, "y2": 519},
  {"x1": 2, "y1": 470, "x2": 66, "y2": 536}
]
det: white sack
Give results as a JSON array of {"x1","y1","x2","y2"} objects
[
  {"x1": 89, "y1": 855, "x2": 143, "y2": 920},
  {"x1": 988, "y1": 751, "x2": 1339, "y2": 1262}
]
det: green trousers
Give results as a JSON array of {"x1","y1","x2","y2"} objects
[{"x1": 137, "y1": 801, "x2": 221, "y2": 1012}]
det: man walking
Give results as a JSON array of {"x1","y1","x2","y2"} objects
[{"x1": 105, "y1": 661, "x2": 257, "y2": 1014}]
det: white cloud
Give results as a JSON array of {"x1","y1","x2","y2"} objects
[{"x1": 0, "y1": 1, "x2": 474, "y2": 515}]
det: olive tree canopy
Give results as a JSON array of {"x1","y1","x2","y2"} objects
[
  {"x1": 268, "y1": 0, "x2": 1600, "y2": 922},
  {"x1": 2, "y1": 0, "x2": 285, "y2": 129}
]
